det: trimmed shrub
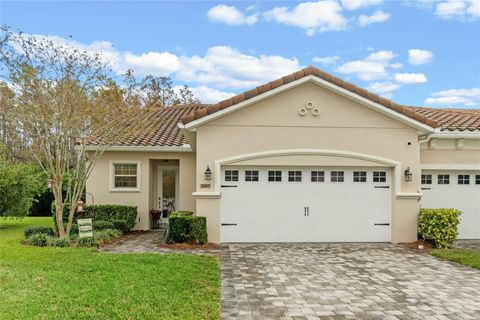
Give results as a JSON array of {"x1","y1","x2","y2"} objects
[
  {"x1": 26, "y1": 233, "x2": 50, "y2": 247},
  {"x1": 171, "y1": 210, "x2": 194, "y2": 217},
  {"x1": 112, "y1": 220, "x2": 129, "y2": 233},
  {"x1": 24, "y1": 225, "x2": 54, "y2": 238},
  {"x1": 418, "y1": 208, "x2": 462, "y2": 249},
  {"x1": 93, "y1": 220, "x2": 115, "y2": 231},
  {"x1": 77, "y1": 237, "x2": 97, "y2": 247},
  {"x1": 167, "y1": 213, "x2": 208, "y2": 244},
  {"x1": 79, "y1": 205, "x2": 137, "y2": 229},
  {"x1": 51, "y1": 237, "x2": 70, "y2": 247}
]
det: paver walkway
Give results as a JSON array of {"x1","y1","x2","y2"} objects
[
  {"x1": 99, "y1": 230, "x2": 220, "y2": 255},
  {"x1": 456, "y1": 240, "x2": 480, "y2": 251},
  {"x1": 221, "y1": 243, "x2": 480, "y2": 320}
]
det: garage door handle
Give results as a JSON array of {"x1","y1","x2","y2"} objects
[
  {"x1": 221, "y1": 185, "x2": 237, "y2": 188},
  {"x1": 221, "y1": 223, "x2": 237, "y2": 226},
  {"x1": 374, "y1": 223, "x2": 390, "y2": 226},
  {"x1": 374, "y1": 186, "x2": 390, "y2": 189},
  {"x1": 421, "y1": 187, "x2": 431, "y2": 190},
  {"x1": 307, "y1": 207, "x2": 310, "y2": 216}
]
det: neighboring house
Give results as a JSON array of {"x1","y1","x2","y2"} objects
[{"x1": 86, "y1": 66, "x2": 480, "y2": 243}]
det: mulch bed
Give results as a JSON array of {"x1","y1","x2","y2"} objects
[
  {"x1": 399, "y1": 239, "x2": 435, "y2": 253},
  {"x1": 158, "y1": 242, "x2": 220, "y2": 250}
]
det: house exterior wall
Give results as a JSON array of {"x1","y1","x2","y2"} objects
[
  {"x1": 86, "y1": 151, "x2": 196, "y2": 230},
  {"x1": 194, "y1": 81, "x2": 422, "y2": 243}
]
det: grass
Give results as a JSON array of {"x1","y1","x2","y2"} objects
[
  {"x1": 431, "y1": 248, "x2": 480, "y2": 270},
  {"x1": 0, "y1": 217, "x2": 220, "y2": 320}
]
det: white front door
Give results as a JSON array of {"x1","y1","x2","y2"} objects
[
  {"x1": 156, "y1": 166, "x2": 179, "y2": 215},
  {"x1": 420, "y1": 171, "x2": 480, "y2": 239},
  {"x1": 220, "y1": 167, "x2": 391, "y2": 243}
]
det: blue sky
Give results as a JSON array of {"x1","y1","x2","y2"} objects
[{"x1": 1, "y1": 0, "x2": 479, "y2": 108}]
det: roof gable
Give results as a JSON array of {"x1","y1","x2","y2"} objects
[{"x1": 181, "y1": 66, "x2": 438, "y2": 131}]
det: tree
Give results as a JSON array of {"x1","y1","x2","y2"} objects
[
  {"x1": 0, "y1": 27, "x2": 130, "y2": 236},
  {"x1": 140, "y1": 75, "x2": 177, "y2": 108},
  {"x1": 176, "y1": 84, "x2": 200, "y2": 106},
  {"x1": 0, "y1": 145, "x2": 43, "y2": 218}
]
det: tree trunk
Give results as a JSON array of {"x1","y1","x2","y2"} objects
[{"x1": 53, "y1": 188, "x2": 65, "y2": 237}]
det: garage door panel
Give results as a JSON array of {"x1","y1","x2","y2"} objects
[
  {"x1": 220, "y1": 167, "x2": 391, "y2": 242},
  {"x1": 421, "y1": 170, "x2": 480, "y2": 239}
]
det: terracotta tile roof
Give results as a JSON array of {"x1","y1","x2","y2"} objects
[
  {"x1": 87, "y1": 67, "x2": 479, "y2": 147},
  {"x1": 86, "y1": 104, "x2": 206, "y2": 146},
  {"x1": 406, "y1": 107, "x2": 480, "y2": 132},
  {"x1": 180, "y1": 66, "x2": 440, "y2": 128}
]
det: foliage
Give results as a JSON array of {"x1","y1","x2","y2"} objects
[
  {"x1": 24, "y1": 225, "x2": 54, "y2": 238},
  {"x1": 167, "y1": 213, "x2": 208, "y2": 244},
  {"x1": 0, "y1": 150, "x2": 44, "y2": 218},
  {"x1": 0, "y1": 217, "x2": 220, "y2": 319},
  {"x1": 93, "y1": 220, "x2": 115, "y2": 231},
  {"x1": 171, "y1": 210, "x2": 194, "y2": 217},
  {"x1": 418, "y1": 208, "x2": 461, "y2": 249},
  {"x1": 112, "y1": 220, "x2": 129, "y2": 233},
  {"x1": 77, "y1": 236, "x2": 97, "y2": 247},
  {"x1": 95, "y1": 228, "x2": 121, "y2": 245},
  {"x1": 431, "y1": 249, "x2": 480, "y2": 270},
  {"x1": 51, "y1": 236, "x2": 70, "y2": 247},
  {"x1": 25, "y1": 233, "x2": 50, "y2": 247},
  {"x1": 79, "y1": 205, "x2": 137, "y2": 229}
]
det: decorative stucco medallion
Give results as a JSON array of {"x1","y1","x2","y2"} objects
[{"x1": 299, "y1": 101, "x2": 320, "y2": 117}]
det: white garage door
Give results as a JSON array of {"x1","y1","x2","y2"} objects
[
  {"x1": 220, "y1": 167, "x2": 391, "y2": 242},
  {"x1": 420, "y1": 171, "x2": 480, "y2": 239}
]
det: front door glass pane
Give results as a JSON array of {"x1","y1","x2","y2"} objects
[{"x1": 162, "y1": 170, "x2": 176, "y2": 211}]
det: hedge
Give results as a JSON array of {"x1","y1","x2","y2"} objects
[
  {"x1": 93, "y1": 220, "x2": 115, "y2": 231},
  {"x1": 24, "y1": 225, "x2": 55, "y2": 238},
  {"x1": 79, "y1": 205, "x2": 137, "y2": 229},
  {"x1": 167, "y1": 212, "x2": 207, "y2": 244},
  {"x1": 418, "y1": 208, "x2": 462, "y2": 249}
]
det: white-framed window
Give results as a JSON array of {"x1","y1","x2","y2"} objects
[
  {"x1": 373, "y1": 171, "x2": 387, "y2": 183},
  {"x1": 110, "y1": 161, "x2": 141, "y2": 192},
  {"x1": 438, "y1": 174, "x2": 450, "y2": 185},
  {"x1": 331, "y1": 171, "x2": 344, "y2": 182},
  {"x1": 245, "y1": 170, "x2": 259, "y2": 182},
  {"x1": 288, "y1": 171, "x2": 302, "y2": 182},
  {"x1": 353, "y1": 171, "x2": 367, "y2": 182},
  {"x1": 421, "y1": 174, "x2": 432, "y2": 185},
  {"x1": 311, "y1": 171, "x2": 325, "y2": 182},
  {"x1": 476, "y1": 175, "x2": 480, "y2": 185},
  {"x1": 225, "y1": 170, "x2": 239, "y2": 182},
  {"x1": 458, "y1": 174, "x2": 470, "y2": 185},
  {"x1": 268, "y1": 170, "x2": 282, "y2": 182}
]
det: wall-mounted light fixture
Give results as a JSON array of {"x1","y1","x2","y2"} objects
[
  {"x1": 76, "y1": 200, "x2": 85, "y2": 213},
  {"x1": 404, "y1": 167, "x2": 413, "y2": 182},
  {"x1": 46, "y1": 178, "x2": 54, "y2": 190},
  {"x1": 204, "y1": 165, "x2": 212, "y2": 181}
]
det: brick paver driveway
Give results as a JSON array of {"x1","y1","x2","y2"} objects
[{"x1": 221, "y1": 244, "x2": 480, "y2": 320}]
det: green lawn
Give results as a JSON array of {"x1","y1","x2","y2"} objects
[
  {"x1": 0, "y1": 217, "x2": 220, "y2": 320},
  {"x1": 431, "y1": 248, "x2": 480, "y2": 270}
]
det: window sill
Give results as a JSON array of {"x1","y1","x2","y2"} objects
[{"x1": 109, "y1": 188, "x2": 141, "y2": 193}]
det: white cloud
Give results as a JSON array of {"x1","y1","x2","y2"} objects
[
  {"x1": 123, "y1": 52, "x2": 181, "y2": 76},
  {"x1": 186, "y1": 86, "x2": 236, "y2": 103},
  {"x1": 394, "y1": 73, "x2": 428, "y2": 84},
  {"x1": 207, "y1": 4, "x2": 258, "y2": 26},
  {"x1": 263, "y1": 0, "x2": 348, "y2": 35},
  {"x1": 336, "y1": 50, "x2": 398, "y2": 81},
  {"x1": 408, "y1": 49, "x2": 433, "y2": 65},
  {"x1": 177, "y1": 46, "x2": 302, "y2": 89},
  {"x1": 341, "y1": 0, "x2": 383, "y2": 10},
  {"x1": 358, "y1": 10, "x2": 391, "y2": 27},
  {"x1": 312, "y1": 55, "x2": 341, "y2": 65},
  {"x1": 368, "y1": 81, "x2": 401, "y2": 94},
  {"x1": 425, "y1": 88, "x2": 480, "y2": 107},
  {"x1": 434, "y1": 0, "x2": 480, "y2": 20}
]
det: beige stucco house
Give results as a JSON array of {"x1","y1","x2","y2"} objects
[{"x1": 86, "y1": 66, "x2": 480, "y2": 243}]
